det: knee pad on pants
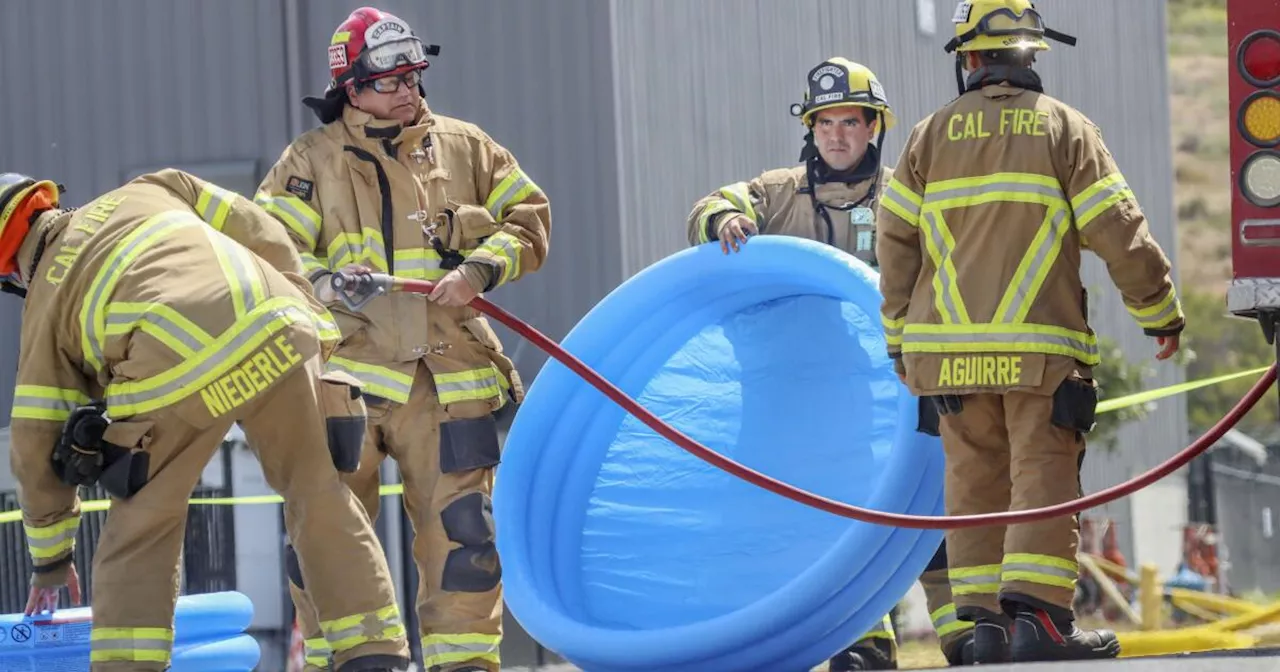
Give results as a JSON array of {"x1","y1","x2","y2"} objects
[
  {"x1": 319, "y1": 371, "x2": 368, "y2": 472},
  {"x1": 286, "y1": 544, "x2": 305, "y2": 590},
  {"x1": 440, "y1": 491, "x2": 501, "y2": 593},
  {"x1": 438, "y1": 415, "x2": 501, "y2": 474}
]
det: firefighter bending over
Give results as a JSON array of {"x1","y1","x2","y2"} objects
[
  {"x1": 254, "y1": 7, "x2": 551, "y2": 672},
  {"x1": 1, "y1": 169, "x2": 414, "y2": 672},
  {"x1": 876, "y1": 0, "x2": 1184, "y2": 663},
  {"x1": 686, "y1": 58, "x2": 976, "y2": 669}
]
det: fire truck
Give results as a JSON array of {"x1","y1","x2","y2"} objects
[{"x1": 1227, "y1": 0, "x2": 1280, "y2": 337}]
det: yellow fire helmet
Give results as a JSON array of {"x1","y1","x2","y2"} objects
[
  {"x1": 789, "y1": 58, "x2": 896, "y2": 131},
  {"x1": 944, "y1": 0, "x2": 1076, "y2": 54}
]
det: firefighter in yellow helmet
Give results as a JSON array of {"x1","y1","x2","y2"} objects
[
  {"x1": 877, "y1": 0, "x2": 1184, "y2": 663},
  {"x1": 255, "y1": 7, "x2": 552, "y2": 671},
  {"x1": 0, "y1": 169, "x2": 414, "y2": 671},
  {"x1": 686, "y1": 58, "x2": 976, "y2": 670}
]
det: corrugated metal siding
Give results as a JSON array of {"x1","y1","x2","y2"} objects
[
  {"x1": 292, "y1": 1, "x2": 621, "y2": 379},
  {"x1": 611, "y1": 0, "x2": 1185, "y2": 560}
]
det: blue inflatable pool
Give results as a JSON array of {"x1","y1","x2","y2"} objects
[{"x1": 494, "y1": 236, "x2": 945, "y2": 671}]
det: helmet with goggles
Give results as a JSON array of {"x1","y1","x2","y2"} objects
[{"x1": 325, "y1": 7, "x2": 439, "y2": 90}]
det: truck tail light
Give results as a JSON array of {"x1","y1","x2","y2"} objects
[
  {"x1": 1241, "y1": 91, "x2": 1280, "y2": 147},
  {"x1": 1240, "y1": 29, "x2": 1280, "y2": 87},
  {"x1": 1241, "y1": 150, "x2": 1280, "y2": 209}
]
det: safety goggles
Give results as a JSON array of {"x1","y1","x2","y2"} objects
[
  {"x1": 363, "y1": 38, "x2": 428, "y2": 76},
  {"x1": 947, "y1": 6, "x2": 1076, "y2": 53},
  {"x1": 364, "y1": 69, "x2": 422, "y2": 94}
]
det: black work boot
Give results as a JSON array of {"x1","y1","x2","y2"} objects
[
  {"x1": 956, "y1": 608, "x2": 1011, "y2": 665},
  {"x1": 828, "y1": 642, "x2": 897, "y2": 670},
  {"x1": 1007, "y1": 599, "x2": 1121, "y2": 662},
  {"x1": 942, "y1": 629, "x2": 976, "y2": 666}
]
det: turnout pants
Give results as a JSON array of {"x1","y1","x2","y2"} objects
[
  {"x1": 88, "y1": 356, "x2": 408, "y2": 671},
  {"x1": 939, "y1": 379, "x2": 1093, "y2": 620},
  {"x1": 291, "y1": 361, "x2": 504, "y2": 672}
]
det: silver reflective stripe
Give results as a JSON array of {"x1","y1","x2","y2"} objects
[
  {"x1": 1073, "y1": 178, "x2": 1130, "y2": 220},
  {"x1": 924, "y1": 180, "x2": 1065, "y2": 207},
  {"x1": 1133, "y1": 296, "x2": 1181, "y2": 328},
  {"x1": 995, "y1": 209, "x2": 1069, "y2": 323},
  {"x1": 106, "y1": 304, "x2": 311, "y2": 410},
  {"x1": 479, "y1": 233, "x2": 521, "y2": 283},
  {"x1": 82, "y1": 212, "x2": 194, "y2": 371},
  {"x1": 1002, "y1": 562, "x2": 1078, "y2": 580},
  {"x1": 881, "y1": 183, "x2": 922, "y2": 223},
  {"x1": 257, "y1": 194, "x2": 320, "y2": 248},
  {"x1": 11, "y1": 391, "x2": 79, "y2": 417},
  {"x1": 923, "y1": 211, "x2": 963, "y2": 324},
  {"x1": 422, "y1": 640, "x2": 498, "y2": 658},
  {"x1": 201, "y1": 226, "x2": 262, "y2": 316},
  {"x1": 437, "y1": 371, "x2": 500, "y2": 398},
  {"x1": 197, "y1": 185, "x2": 235, "y2": 229},
  {"x1": 325, "y1": 359, "x2": 413, "y2": 401},
  {"x1": 329, "y1": 230, "x2": 387, "y2": 270},
  {"x1": 903, "y1": 329, "x2": 1098, "y2": 359},
  {"x1": 486, "y1": 169, "x2": 536, "y2": 219},
  {"x1": 950, "y1": 573, "x2": 1000, "y2": 587},
  {"x1": 106, "y1": 307, "x2": 208, "y2": 355},
  {"x1": 393, "y1": 251, "x2": 447, "y2": 279},
  {"x1": 25, "y1": 527, "x2": 77, "y2": 552}
]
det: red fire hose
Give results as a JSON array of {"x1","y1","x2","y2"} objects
[{"x1": 342, "y1": 273, "x2": 1278, "y2": 530}]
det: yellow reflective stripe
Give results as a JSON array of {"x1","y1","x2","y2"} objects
[
  {"x1": 435, "y1": 367, "x2": 502, "y2": 405},
  {"x1": 882, "y1": 177, "x2": 923, "y2": 225},
  {"x1": 881, "y1": 314, "x2": 905, "y2": 348},
  {"x1": 921, "y1": 210, "x2": 970, "y2": 324},
  {"x1": 923, "y1": 172, "x2": 1067, "y2": 211},
  {"x1": 90, "y1": 627, "x2": 174, "y2": 663},
  {"x1": 930, "y1": 603, "x2": 974, "y2": 637},
  {"x1": 1002, "y1": 553, "x2": 1078, "y2": 590},
  {"x1": 300, "y1": 251, "x2": 329, "y2": 278},
  {"x1": 105, "y1": 302, "x2": 215, "y2": 359},
  {"x1": 327, "y1": 229, "x2": 388, "y2": 272},
  {"x1": 1128, "y1": 289, "x2": 1183, "y2": 330},
  {"x1": 321, "y1": 604, "x2": 405, "y2": 653},
  {"x1": 24, "y1": 515, "x2": 81, "y2": 561},
  {"x1": 326, "y1": 357, "x2": 414, "y2": 403},
  {"x1": 1070, "y1": 173, "x2": 1134, "y2": 229},
  {"x1": 10, "y1": 385, "x2": 91, "y2": 422},
  {"x1": 716, "y1": 182, "x2": 761, "y2": 226},
  {"x1": 857, "y1": 615, "x2": 896, "y2": 641},
  {"x1": 696, "y1": 200, "x2": 737, "y2": 243},
  {"x1": 949, "y1": 564, "x2": 1002, "y2": 596},
  {"x1": 81, "y1": 211, "x2": 198, "y2": 373},
  {"x1": 422, "y1": 633, "x2": 502, "y2": 669},
  {"x1": 201, "y1": 225, "x2": 266, "y2": 319},
  {"x1": 304, "y1": 635, "x2": 332, "y2": 667},
  {"x1": 195, "y1": 183, "x2": 236, "y2": 231},
  {"x1": 472, "y1": 231, "x2": 523, "y2": 287},
  {"x1": 993, "y1": 208, "x2": 1070, "y2": 324},
  {"x1": 255, "y1": 192, "x2": 322, "y2": 250},
  {"x1": 393, "y1": 247, "x2": 476, "y2": 282},
  {"x1": 104, "y1": 298, "x2": 320, "y2": 417},
  {"x1": 902, "y1": 322, "x2": 1100, "y2": 365},
  {"x1": 485, "y1": 167, "x2": 541, "y2": 220}
]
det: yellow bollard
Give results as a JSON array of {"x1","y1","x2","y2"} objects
[{"x1": 1140, "y1": 563, "x2": 1162, "y2": 631}]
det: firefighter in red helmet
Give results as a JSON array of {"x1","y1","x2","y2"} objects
[{"x1": 256, "y1": 7, "x2": 552, "y2": 672}]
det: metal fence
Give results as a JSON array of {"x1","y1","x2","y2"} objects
[{"x1": 0, "y1": 445, "x2": 238, "y2": 613}]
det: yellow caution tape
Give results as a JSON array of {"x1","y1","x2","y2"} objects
[
  {"x1": 1096, "y1": 365, "x2": 1272, "y2": 414},
  {"x1": 0, "y1": 364, "x2": 1273, "y2": 524}
]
